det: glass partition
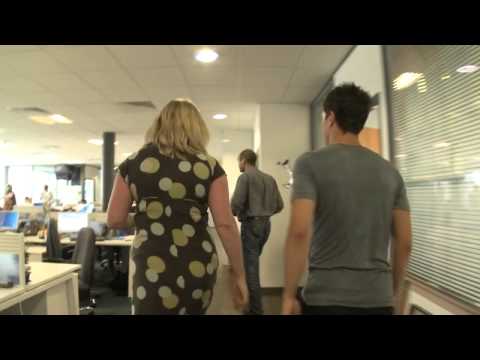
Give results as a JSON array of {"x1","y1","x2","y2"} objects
[{"x1": 386, "y1": 45, "x2": 480, "y2": 308}]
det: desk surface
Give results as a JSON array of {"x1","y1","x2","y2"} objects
[
  {"x1": 25, "y1": 235, "x2": 135, "y2": 252},
  {"x1": 24, "y1": 236, "x2": 72, "y2": 245},
  {"x1": 27, "y1": 262, "x2": 81, "y2": 291},
  {"x1": 0, "y1": 286, "x2": 25, "y2": 305},
  {"x1": 1, "y1": 263, "x2": 80, "y2": 310},
  {"x1": 25, "y1": 235, "x2": 133, "y2": 247},
  {"x1": 95, "y1": 237, "x2": 133, "y2": 247},
  {"x1": 26, "y1": 246, "x2": 47, "y2": 255}
]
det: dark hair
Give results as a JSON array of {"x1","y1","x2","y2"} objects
[
  {"x1": 323, "y1": 83, "x2": 372, "y2": 134},
  {"x1": 239, "y1": 149, "x2": 257, "y2": 166},
  {"x1": 44, "y1": 185, "x2": 48, "y2": 190}
]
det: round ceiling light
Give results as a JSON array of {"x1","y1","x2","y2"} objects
[
  {"x1": 195, "y1": 48, "x2": 219, "y2": 63},
  {"x1": 213, "y1": 113, "x2": 228, "y2": 120}
]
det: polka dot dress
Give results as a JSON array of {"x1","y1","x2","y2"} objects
[{"x1": 118, "y1": 143, "x2": 225, "y2": 315}]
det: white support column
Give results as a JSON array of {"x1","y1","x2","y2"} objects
[{"x1": 256, "y1": 104, "x2": 310, "y2": 288}]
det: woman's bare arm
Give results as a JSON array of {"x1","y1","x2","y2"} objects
[{"x1": 107, "y1": 175, "x2": 132, "y2": 229}]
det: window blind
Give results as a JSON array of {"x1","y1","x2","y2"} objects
[{"x1": 388, "y1": 45, "x2": 480, "y2": 307}]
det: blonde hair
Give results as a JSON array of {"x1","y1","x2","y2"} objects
[{"x1": 145, "y1": 98, "x2": 210, "y2": 159}]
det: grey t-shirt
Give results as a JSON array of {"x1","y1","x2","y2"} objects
[{"x1": 292, "y1": 144, "x2": 410, "y2": 308}]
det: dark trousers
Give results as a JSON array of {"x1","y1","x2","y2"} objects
[{"x1": 241, "y1": 217, "x2": 271, "y2": 315}]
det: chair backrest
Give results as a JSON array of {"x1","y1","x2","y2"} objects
[
  {"x1": 71, "y1": 227, "x2": 96, "y2": 289},
  {"x1": 46, "y1": 218, "x2": 62, "y2": 259}
]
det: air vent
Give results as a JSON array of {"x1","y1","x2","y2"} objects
[
  {"x1": 8, "y1": 106, "x2": 50, "y2": 114},
  {"x1": 117, "y1": 101, "x2": 156, "y2": 110}
]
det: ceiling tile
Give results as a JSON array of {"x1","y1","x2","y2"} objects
[
  {"x1": 191, "y1": 87, "x2": 240, "y2": 102},
  {"x1": 30, "y1": 73, "x2": 93, "y2": 91},
  {"x1": 81, "y1": 103, "x2": 126, "y2": 117},
  {"x1": 0, "y1": 46, "x2": 42, "y2": 55},
  {"x1": 0, "y1": 51, "x2": 69, "y2": 74},
  {"x1": 239, "y1": 86, "x2": 286, "y2": 103},
  {"x1": 100, "y1": 86, "x2": 148, "y2": 103},
  {"x1": 108, "y1": 45, "x2": 177, "y2": 68},
  {"x1": 298, "y1": 45, "x2": 353, "y2": 69},
  {"x1": 238, "y1": 46, "x2": 305, "y2": 67},
  {"x1": 45, "y1": 45, "x2": 123, "y2": 72},
  {"x1": 183, "y1": 66, "x2": 239, "y2": 86},
  {"x1": 80, "y1": 71, "x2": 139, "y2": 90},
  {"x1": 144, "y1": 87, "x2": 191, "y2": 101},
  {"x1": 290, "y1": 68, "x2": 330, "y2": 88},
  {"x1": 14, "y1": 91, "x2": 66, "y2": 107},
  {"x1": 0, "y1": 77, "x2": 46, "y2": 92},
  {"x1": 57, "y1": 89, "x2": 107, "y2": 104},
  {"x1": 283, "y1": 87, "x2": 319, "y2": 104},
  {"x1": 132, "y1": 68, "x2": 186, "y2": 88},
  {"x1": 241, "y1": 67, "x2": 293, "y2": 88}
]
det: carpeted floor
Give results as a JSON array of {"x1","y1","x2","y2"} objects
[{"x1": 89, "y1": 263, "x2": 282, "y2": 316}]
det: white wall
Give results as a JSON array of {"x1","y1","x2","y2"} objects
[
  {"x1": 333, "y1": 45, "x2": 390, "y2": 159},
  {"x1": 257, "y1": 104, "x2": 310, "y2": 287},
  {"x1": 253, "y1": 106, "x2": 261, "y2": 155},
  {"x1": 206, "y1": 129, "x2": 253, "y2": 266},
  {"x1": 207, "y1": 128, "x2": 253, "y2": 199}
]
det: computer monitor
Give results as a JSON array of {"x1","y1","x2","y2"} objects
[
  {"x1": 88, "y1": 221, "x2": 107, "y2": 238},
  {"x1": 57, "y1": 212, "x2": 89, "y2": 234},
  {"x1": 0, "y1": 211, "x2": 19, "y2": 231},
  {"x1": 0, "y1": 252, "x2": 20, "y2": 286}
]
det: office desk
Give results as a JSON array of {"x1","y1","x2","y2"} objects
[
  {"x1": 24, "y1": 236, "x2": 73, "y2": 245},
  {"x1": 26, "y1": 246, "x2": 47, "y2": 262},
  {"x1": 0, "y1": 262, "x2": 80, "y2": 315},
  {"x1": 25, "y1": 235, "x2": 134, "y2": 299},
  {"x1": 0, "y1": 287, "x2": 26, "y2": 313}
]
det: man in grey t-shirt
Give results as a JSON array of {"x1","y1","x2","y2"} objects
[{"x1": 282, "y1": 83, "x2": 412, "y2": 315}]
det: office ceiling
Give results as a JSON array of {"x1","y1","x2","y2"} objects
[{"x1": 0, "y1": 45, "x2": 352, "y2": 165}]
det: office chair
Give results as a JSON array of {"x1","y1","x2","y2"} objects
[
  {"x1": 43, "y1": 218, "x2": 64, "y2": 262},
  {"x1": 71, "y1": 227, "x2": 97, "y2": 315}
]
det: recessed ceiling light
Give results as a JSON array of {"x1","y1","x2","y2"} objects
[
  {"x1": 88, "y1": 139, "x2": 119, "y2": 146},
  {"x1": 30, "y1": 115, "x2": 56, "y2": 125},
  {"x1": 393, "y1": 72, "x2": 422, "y2": 90},
  {"x1": 213, "y1": 113, "x2": 228, "y2": 120},
  {"x1": 456, "y1": 65, "x2": 479, "y2": 74},
  {"x1": 50, "y1": 114, "x2": 73, "y2": 124},
  {"x1": 221, "y1": 139, "x2": 231, "y2": 143},
  {"x1": 441, "y1": 74, "x2": 451, "y2": 80},
  {"x1": 433, "y1": 142, "x2": 451, "y2": 148},
  {"x1": 195, "y1": 48, "x2": 219, "y2": 63}
]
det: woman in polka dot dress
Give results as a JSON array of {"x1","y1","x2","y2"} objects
[{"x1": 107, "y1": 99, "x2": 249, "y2": 315}]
